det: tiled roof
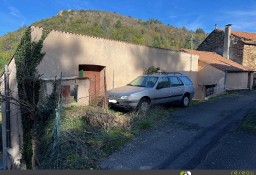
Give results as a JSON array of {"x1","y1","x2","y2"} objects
[
  {"x1": 183, "y1": 49, "x2": 251, "y2": 72},
  {"x1": 215, "y1": 29, "x2": 256, "y2": 41},
  {"x1": 231, "y1": 30, "x2": 256, "y2": 41}
]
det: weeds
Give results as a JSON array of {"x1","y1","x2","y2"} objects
[
  {"x1": 237, "y1": 113, "x2": 256, "y2": 135},
  {"x1": 0, "y1": 113, "x2": 2, "y2": 152},
  {"x1": 189, "y1": 99, "x2": 207, "y2": 107},
  {"x1": 39, "y1": 105, "x2": 173, "y2": 169},
  {"x1": 130, "y1": 106, "x2": 171, "y2": 133}
]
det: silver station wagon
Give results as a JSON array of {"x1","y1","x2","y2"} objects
[{"x1": 108, "y1": 72, "x2": 195, "y2": 112}]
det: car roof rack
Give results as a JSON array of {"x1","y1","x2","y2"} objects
[
  {"x1": 164, "y1": 72, "x2": 183, "y2": 75},
  {"x1": 151, "y1": 71, "x2": 183, "y2": 75}
]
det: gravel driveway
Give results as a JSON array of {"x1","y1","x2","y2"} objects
[{"x1": 100, "y1": 90, "x2": 256, "y2": 169}]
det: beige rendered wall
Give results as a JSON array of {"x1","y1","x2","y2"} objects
[
  {"x1": 196, "y1": 61, "x2": 225, "y2": 99},
  {"x1": 31, "y1": 26, "x2": 199, "y2": 95},
  {"x1": 1, "y1": 58, "x2": 23, "y2": 168},
  {"x1": 226, "y1": 72, "x2": 249, "y2": 90}
]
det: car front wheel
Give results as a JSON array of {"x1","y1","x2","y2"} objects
[
  {"x1": 137, "y1": 98, "x2": 151, "y2": 113},
  {"x1": 181, "y1": 94, "x2": 190, "y2": 107}
]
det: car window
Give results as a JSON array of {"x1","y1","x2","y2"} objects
[
  {"x1": 156, "y1": 77, "x2": 170, "y2": 89},
  {"x1": 145, "y1": 77, "x2": 158, "y2": 88},
  {"x1": 128, "y1": 76, "x2": 158, "y2": 88},
  {"x1": 179, "y1": 76, "x2": 193, "y2": 85},
  {"x1": 169, "y1": 76, "x2": 183, "y2": 86}
]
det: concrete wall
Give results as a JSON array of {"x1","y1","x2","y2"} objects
[
  {"x1": 1, "y1": 58, "x2": 23, "y2": 169},
  {"x1": 226, "y1": 72, "x2": 249, "y2": 90},
  {"x1": 0, "y1": 26, "x2": 199, "y2": 169},
  {"x1": 197, "y1": 61, "x2": 225, "y2": 99},
  {"x1": 31, "y1": 26, "x2": 199, "y2": 96},
  {"x1": 42, "y1": 78, "x2": 90, "y2": 106}
]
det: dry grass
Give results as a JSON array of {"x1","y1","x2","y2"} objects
[{"x1": 39, "y1": 104, "x2": 174, "y2": 169}]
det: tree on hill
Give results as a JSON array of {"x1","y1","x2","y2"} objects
[{"x1": 0, "y1": 10, "x2": 207, "y2": 73}]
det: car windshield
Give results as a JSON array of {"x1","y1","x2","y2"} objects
[{"x1": 127, "y1": 76, "x2": 158, "y2": 88}]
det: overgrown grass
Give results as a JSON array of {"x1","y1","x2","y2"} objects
[
  {"x1": 39, "y1": 105, "x2": 174, "y2": 169},
  {"x1": 237, "y1": 113, "x2": 256, "y2": 135},
  {"x1": 189, "y1": 99, "x2": 207, "y2": 107},
  {"x1": 130, "y1": 106, "x2": 172, "y2": 133},
  {"x1": 0, "y1": 112, "x2": 2, "y2": 151}
]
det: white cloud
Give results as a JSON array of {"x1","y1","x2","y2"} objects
[
  {"x1": 167, "y1": 15, "x2": 205, "y2": 31},
  {"x1": 220, "y1": 7, "x2": 256, "y2": 32},
  {"x1": 8, "y1": 6, "x2": 26, "y2": 27},
  {"x1": 57, "y1": 0, "x2": 91, "y2": 10},
  {"x1": 9, "y1": 6, "x2": 23, "y2": 18},
  {"x1": 186, "y1": 17, "x2": 205, "y2": 31},
  {"x1": 228, "y1": 9, "x2": 256, "y2": 17}
]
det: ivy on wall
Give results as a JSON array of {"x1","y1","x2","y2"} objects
[{"x1": 14, "y1": 26, "x2": 49, "y2": 169}]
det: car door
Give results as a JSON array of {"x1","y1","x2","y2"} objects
[
  {"x1": 168, "y1": 76, "x2": 185, "y2": 102},
  {"x1": 151, "y1": 77, "x2": 171, "y2": 105}
]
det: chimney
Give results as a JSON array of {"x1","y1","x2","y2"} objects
[
  {"x1": 223, "y1": 24, "x2": 232, "y2": 59},
  {"x1": 215, "y1": 24, "x2": 218, "y2": 29}
]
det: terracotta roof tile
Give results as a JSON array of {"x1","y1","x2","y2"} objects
[
  {"x1": 183, "y1": 49, "x2": 251, "y2": 72},
  {"x1": 231, "y1": 30, "x2": 256, "y2": 41},
  {"x1": 215, "y1": 29, "x2": 256, "y2": 41}
]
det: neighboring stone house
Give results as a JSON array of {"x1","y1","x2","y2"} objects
[
  {"x1": 183, "y1": 49, "x2": 254, "y2": 99},
  {"x1": 0, "y1": 25, "x2": 253, "y2": 169},
  {"x1": 197, "y1": 24, "x2": 256, "y2": 85}
]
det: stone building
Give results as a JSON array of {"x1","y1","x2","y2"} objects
[
  {"x1": 183, "y1": 49, "x2": 254, "y2": 99},
  {"x1": 197, "y1": 24, "x2": 256, "y2": 85}
]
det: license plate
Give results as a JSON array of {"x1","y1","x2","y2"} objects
[{"x1": 109, "y1": 99, "x2": 117, "y2": 103}]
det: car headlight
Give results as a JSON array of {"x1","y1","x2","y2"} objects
[{"x1": 120, "y1": 96, "x2": 129, "y2": 100}]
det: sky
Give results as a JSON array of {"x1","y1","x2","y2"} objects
[{"x1": 1, "y1": 0, "x2": 256, "y2": 36}]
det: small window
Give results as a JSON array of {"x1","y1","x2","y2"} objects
[
  {"x1": 169, "y1": 76, "x2": 183, "y2": 86},
  {"x1": 61, "y1": 84, "x2": 78, "y2": 104},
  {"x1": 156, "y1": 77, "x2": 170, "y2": 89},
  {"x1": 205, "y1": 85, "x2": 215, "y2": 97}
]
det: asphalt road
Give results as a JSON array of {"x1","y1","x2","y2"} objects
[{"x1": 100, "y1": 90, "x2": 256, "y2": 170}]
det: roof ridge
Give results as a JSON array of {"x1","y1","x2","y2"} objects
[
  {"x1": 213, "y1": 28, "x2": 256, "y2": 40},
  {"x1": 184, "y1": 49, "x2": 251, "y2": 71},
  {"x1": 31, "y1": 25, "x2": 180, "y2": 53},
  {"x1": 214, "y1": 28, "x2": 256, "y2": 34},
  {"x1": 183, "y1": 49, "x2": 221, "y2": 55}
]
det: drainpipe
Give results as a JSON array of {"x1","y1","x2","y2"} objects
[
  {"x1": 190, "y1": 53, "x2": 193, "y2": 78},
  {"x1": 224, "y1": 71, "x2": 227, "y2": 90},
  {"x1": 223, "y1": 24, "x2": 232, "y2": 59},
  {"x1": 112, "y1": 70, "x2": 114, "y2": 89},
  {"x1": 4, "y1": 65, "x2": 11, "y2": 148}
]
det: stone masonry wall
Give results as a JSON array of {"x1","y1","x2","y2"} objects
[
  {"x1": 229, "y1": 36, "x2": 244, "y2": 65},
  {"x1": 197, "y1": 30, "x2": 224, "y2": 55},
  {"x1": 198, "y1": 29, "x2": 245, "y2": 66},
  {"x1": 243, "y1": 44, "x2": 256, "y2": 69}
]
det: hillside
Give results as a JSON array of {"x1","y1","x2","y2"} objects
[
  {"x1": 0, "y1": 10, "x2": 207, "y2": 73},
  {"x1": 0, "y1": 27, "x2": 26, "y2": 72}
]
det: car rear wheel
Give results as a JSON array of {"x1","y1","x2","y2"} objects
[
  {"x1": 137, "y1": 98, "x2": 151, "y2": 113},
  {"x1": 181, "y1": 94, "x2": 190, "y2": 107}
]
